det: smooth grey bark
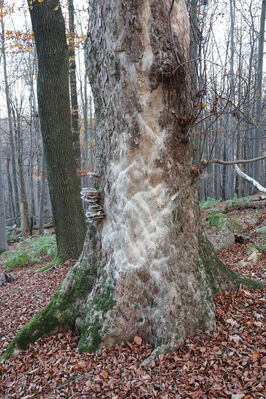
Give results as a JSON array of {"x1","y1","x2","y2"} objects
[
  {"x1": 38, "y1": 153, "x2": 46, "y2": 235},
  {"x1": 30, "y1": 74, "x2": 47, "y2": 232},
  {"x1": 244, "y1": 5, "x2": 256, "y2": 195},
  {"x1": 0, "y1": 132, "x2": 8, "y2": 253},
  {"x1": 252, "y1": 0, "x2": 265, "y2": 182},
  {"x1": 1, "y1": 14, "x2": 20, "y2": 223},
  {"x1": 6, "y1": 146, "x2": 15, "y2": 222},
  {"x1": 28, "y1": 117, "x2": 35, "y2": 230},
  {"x1": 28, "y1": 68, "x2": 37, "y2": 231},
  {"x1": 235, "y1": 19, "x2": 243, "y2": 197},
  {"x1": 225, "y1": 0, "x2": 235, "y2": 199},
  {"x1": 12, "y1": 107, "x2": 30, "y2": 233}
]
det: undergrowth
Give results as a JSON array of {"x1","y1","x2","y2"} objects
[
  {"x1": 0, "y1": 232, "x2": 57, "y2": 271},
  {"x1": 227, "y1": 194, "x2": 253, "y2": 205},
  {"x1": 199, "y1": 197, "x2": 221, "y2": 210},
  {"x1": 200, "y1": 195, "x2": 255, "y2": 211},
  {"x1": 6, "y1": 230, "x2": 22, "y2": 244},
  {"x1": 205, "y1": 212, "x2": 228, "y2": 228}
]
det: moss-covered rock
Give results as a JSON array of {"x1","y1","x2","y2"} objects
[{"x1": 198, "y1": 231, "x2": 263, "y2": 294}]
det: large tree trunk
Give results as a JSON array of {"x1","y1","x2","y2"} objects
[
  {"x1": 27, "y1": 0, "x2": 86, "y2": 260},
  {"x1": 1, "y1": 0, "x2": 261, "y2": 362}
]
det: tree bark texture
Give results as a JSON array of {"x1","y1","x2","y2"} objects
[
  {"x1": 68, "y1": 0, "x2": 81, "y2": 172},
  {"x1": 75, "y1": 0, "x2": 260, "y2": 352},
  {"x1": 252, "y1": 0, "x2": 265, "y2": 182},
  {"x1": 1, "y1": 0, "x2": 261, "y2": 362},
  {"x1": 81, "y1": 0, "x2": 230, "y2": 351},
  {"x1": 38, "y1": 153, "x2": 47, "y2": 235},
  {"x1": 13, "y1": 110, "x2": 30, "y2": 233},
  {"x1": 1, "y1": 15, "x2": 20, "y2": 222},
  {"x1": 0, "y1": 132, "x2": 8, "y2": 253},
  {"x1": 28, "y1": 0, "x2": 86, "y2": 260}
]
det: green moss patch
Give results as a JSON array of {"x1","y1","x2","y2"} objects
[
  {"x1": 1, "y1": 258, "x2": 98, "y2": 362},
  {"x1": 198, "y1": 232, "x2": 263, "y2": 295},
  {"x1": 78, "y1": 276, "x2": 116, "y2": 354}
]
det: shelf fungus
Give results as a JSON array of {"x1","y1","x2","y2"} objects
[
  {"x1": 87, "y1": 172, "x2": 99, "y2": 178},
  {"x1": 80, "y1": 187, "x2": 105, "y2": 224}
]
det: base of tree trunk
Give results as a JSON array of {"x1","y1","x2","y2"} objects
[{"x1": 1, "y1": 227, "x2": 262, "y2": 362}]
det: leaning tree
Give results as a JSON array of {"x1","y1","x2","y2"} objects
[{"x1": 1, "y1": 0, "x2": 260, "y2": 361}]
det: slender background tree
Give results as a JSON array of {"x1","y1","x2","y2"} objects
[{"x1": 27, "y1": 0, "x2": 86, "y2": 260}]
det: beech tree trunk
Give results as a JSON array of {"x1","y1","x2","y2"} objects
[
  {"x1": 252, "y1": 0, "x2": 265, "y2": 183},
  {"x1": 1, "y1": 14, "x2": 20, "y2": 223},
  {"x1": 12, "y1": 109, "x2": 30, "y2": 233},
  {"x1": 0, "y1": 132, "x2": 8, "y2": 253},
  {"x1": 1, "y1": 0, "x2": 261, "y2": 362},
  {"x1": 38, "y1": 153, "x2": 47, "y2": 235}
]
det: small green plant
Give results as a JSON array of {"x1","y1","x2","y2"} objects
[
  {"x1": 0, "y1": 232, "x2": 57, "y2": 270},
  {"x1": 204, "y1": 212, "x2": 228, "y2": 228},
  {"x1": 6, "y1": 230, "x2": 21, "y2": 244},
  {"x1": 226, "y1": 194, "x2": 254, "y2": 208},
  {"x1": 246, "y1": 241, "x2": 265, "y2": 255},
  {"x1": 199, "y1": 197, "x2": 221, "y2": 210},
  {"x1": 256, "y1": 227, "x2": 266, "y2": 235},
  {"x1": 27, "y1": 233, "x2": 57, "y2": 258},
  {"x1": 204, "y1": 212, "x2": 243, "y2": 232},
  {"x1": 227, "y1": 218, "x2": 243, "y2": 231},
  {"x1": 2, "y1": 250, "x2": 30, "y2": 269},
  {"x1": 233, "y1": 194, "x2": 253, "y2": 204}
]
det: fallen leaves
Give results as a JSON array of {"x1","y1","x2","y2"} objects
[
  {"x1": 101, "y1": 370, "x2": 108, "y2": 379},
  {"x1": 133, "y1": 336, "x2": 142, "y2": 345},
  {"x1": 226, "y1": 318, "x2": 239, "y2": 327},
  {"x1": 0, "y1": 206, "x2": 265, "y2": 398},
  {"x1": 1, "y1": 283, "x2": 264, "y2": 398}
]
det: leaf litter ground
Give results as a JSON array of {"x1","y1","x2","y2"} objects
[{"x1": 0, "y1": 205, "x2": 265, "y2": 398}]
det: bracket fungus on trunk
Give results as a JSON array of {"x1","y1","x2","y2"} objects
[{"x1": 81, "y1": 172, "x2": 105, "y2": 224}]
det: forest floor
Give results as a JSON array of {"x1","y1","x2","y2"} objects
[{"x1": 0, "y1": 199, "x2": 265, "y2": 399}]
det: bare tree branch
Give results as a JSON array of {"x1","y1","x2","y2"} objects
[
  {"x1": 201, "y1": 155, "x2": 266, "y2": 168},
  {"x1": 164, "y1": 0, "x2": 181, "y2": 65},
  {"x1": 234, "y1": 164, "x2": 266, "y2": 193}
]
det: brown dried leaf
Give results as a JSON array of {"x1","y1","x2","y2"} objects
[
  {"x1": 102, "y1": 369, "x2": 108, "y2": 379},
  {"x1": 77, "y1": 360, "x2": 86, "y2": 369},
  {"x1": 252, "y1": 351, "x2": 260, "y2": 360},
  {"x1": 133, "y1": 336, "x2": 142, "y2": 345}
]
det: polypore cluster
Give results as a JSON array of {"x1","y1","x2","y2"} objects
[{"x1": 81, "y1": 172, "x2": 105, "y2": 223}]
